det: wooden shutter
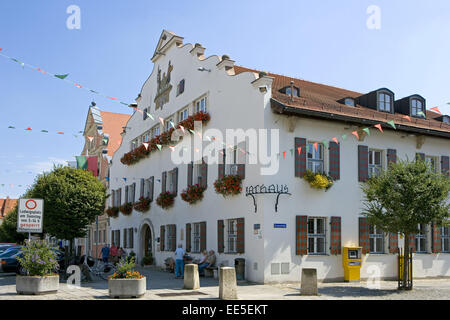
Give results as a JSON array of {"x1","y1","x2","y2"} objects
[
  {"x1": 171, "y1": 225, "x2": 177, "y2": 251},
  {"x1": 132, "y1": 182, "x2": 136, "y2": 203},
  {"x1": 236, "y1": 218, "x2": 245, "y2": 253},
  {"x1": 359, "y1": 217, "x2": 370, "y2": 254},
  {"x1": 218, "y1": 149, "x2": 225, "y2": 179},
  {"x1": 294, "y1": 138, "x2": 307, "y2": 177},
  {"x1": 124, "y1": 229, "x2": 128, "y2": 248},
  {"x1": 186, "y1": 223, "x2": 191, "y2": 252},
  {"x1": 162, "y1": 171, "x2": 167, "y2": 192},
  {"x1": 117, "y1": 230, "x2": 121, "y2": 249},
  {"x1": 328, "y1": 141, "x2": 340, "y2": 180},
  {"x1": 160, "y1": 226, "x2": 165, "y2": 251},
  {"x1": 172, "y1": 167, "x2": 178, "y2": 196},
  {"x1": 130, "y1": 228, "x2": 134, "y2": 248},
  {"x1": 330, "y1": 217, "x2": 341, "y2": 255},
  {"x1": 217, "y1": 220, "x2": 224, "y2": 253},
  {"x1": 295, "y1": 216, "x2": 308, "y2": 255},
  {"x1": 112, "y1": 190, "x2": 116, "y2": 208},
  {"x1": 200, "y1": 221, "x2": 207, "y2": 252},
  {"x1": 416, "y1": 153, "x2": 425, "y2": 161},
  {"x1": 408, "y1": 234, "x2": 416, "y2": 253},
  {"x1": 387, "y1": 149, "x2": 397, "y2": 167},
  {"x1": 140, "y1": 178, "x2": 144, "y2": 198},
  {"x1": 237, "y1": 141, "x2": 246, "y2": 179},
  {"x1": 200, "y1": 159, "x2": 208, "y2": 188},
  {"x1": 358, "y1": 145, "x2": 369, "y2": 182},
  {"x1": 441, "y1": 156, "x2": 449, "y2": 177},
  {"x1": 389, "y1": 233, "x2": 399, "y2": 253},
  {"x1": 432, "y1": 222, "x2": 442, "y2": 253},
  {"x1": 149, "y1": 176, "x2": 154, "y2": 201},
  {"x1": 125, "y1": 185, "x2": 129, "y2": 203},
  {"x1": 118, "y1": 188, "x2": 122, "y2": 206},
  {"x1": 187, "y1": 162, "x2": 193, "y2": 186}
]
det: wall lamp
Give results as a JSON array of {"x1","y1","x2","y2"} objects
[{"x1": 197, "y1": 67, "x2": 211, "y2": 72}]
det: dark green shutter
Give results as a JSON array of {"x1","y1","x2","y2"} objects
[
  {"x1": 330, "y1": 216, "x2": 341, "y2": 255},
  {"x1": 217, "y1": 220, "x2": 224, "y2": 253},
  {"x1": 359, "y1": 217, "x2": 370, "y2": 254},
  {"x1": 162, "y1": 171, "x2": 166, "y2": 192},
  {"x1": 160, "y1": 225, "x2": 165, "y2": 251},
  {"x1": 186, "y1": 223, "x2": 191, "y2": 252},
  {"x1": 294, "y1": 138, "x2": 306, "y2": 177},
  {"x1": 358, "y1": 145, "x2": 369, "y2": 182},
  {"x1": 328, "y1": 141, "x2": 340, "y2": 180},
  {"x1": 295, "y1": 216, "x2": 307, "y2": 255},
  {"x1": 236, "y1": 218, "x2": 245, "y2": 253},
  {"x1": 200, "y1": 160, "x2": 208, "y2": 188},
  {"x1": 200, "y1": 222, "x2": 207, "y2": 252},
  {"x1": 172, "y1": 167, "x2": 178, "y2": 196},
  {"x1": 218, "y1": 149, "x2": 225, "y2": 179},
  {"x1": 187, "y1": 162, "x2": 193, "y2": 186}
]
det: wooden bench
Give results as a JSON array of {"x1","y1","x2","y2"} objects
[{"x1": 204, "y1": 266, "x2": 217, "y2": 278}]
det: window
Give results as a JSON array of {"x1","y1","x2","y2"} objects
[
  {"x1": 378, "y1": 92, "x2": 392, "y2": 112},
  {"x1": 307, "y1": 217, "x2": 326, "y2": 254},
  {"x1": 442, "y1": 226, "x2": 450, "y2": 253},
  {"x1": 227, "y1": 219, "x2": 238, "y2": 253},
  {"x1": 369, "y1": 149, "x2": 382, "y2": 178},
  {"x1": 142, "y1": 132, "x2": 150, "y2": 143},
  {"x1": 411, "y1": 99, "x2": 423, "y2": 117},
  {"x1": 286, "y1": 86, "x2": 299, "y2": 97},
  {"x1": 415, "y1": 224, "x2": 427, "y2": 253},
  {"x1": 369, "y1": 225, "x2": 384, "y2": 253},
  {"x1": 166, "y1": 226, "x2": 176, "y2": 252},
  {"x1": 195, "y1": 96, "x2": 207, "y2": 113},
  {"x1": 226, "y1": 146, "x2": 239, "y2": 175},
  {"x1": 143, "y1": 108, "x2": 148, "y2": 120},
  {"x1": 425, "y1": 156, "x2": 438, "y2": 173},
  {"x1": 193, "y1": 223, "x2": 201, "y2": 253},
  {"x1": 177, "y1": 79, "x2": 185, "y2": 96},
  {"x1": 165, "y1": 117, "x2": 174, "y2": 132},
  {"x1": 131, "y1": 138, "x2": 139, "y2": 151},
  {"x1": 193, "y1": 162, "x2": 203, "y2": 185},
  {"x1": 151, "y1": 125, "x2": 160, "y2": 138},
  {"x1": 344, "y1": 98, "x2": 355, "y2": 107},
  {"x1": 167, "y1": 171, "x2": 175, "y2": 194},
  {"x1": 178, "y1": 108, "x2": 189, "y2": 122},
  {"x1": 307, "y1": 142, "x2": 324, "y2": 173},
  {"x1": 443, "y1": 116, "x2": 450, "y2": 124}
]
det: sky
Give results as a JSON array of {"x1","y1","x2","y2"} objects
[{"x1": 0, "y1": 0, "x2": 449, "y2": 199}]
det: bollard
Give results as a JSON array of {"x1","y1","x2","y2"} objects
[
  {"x1": 301, "y1": 268, "x2": 318, "y2": 295},
  {"x1": 184, "y1": 264, "x2": 200, "y2": 290},
  {"x1": 219, "y1": 267, "x2": 238, "y2": 300}
]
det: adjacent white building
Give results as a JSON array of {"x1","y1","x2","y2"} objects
[{"x1": 108, "y1": 30, "x2": 450, "y2": 283}]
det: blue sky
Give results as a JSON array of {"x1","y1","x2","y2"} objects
[{"x1": 0, "y1": 0, "x2": 449, "y2": 198}]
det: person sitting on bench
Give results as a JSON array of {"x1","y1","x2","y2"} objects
[
  {"x1": 197, "y1": 250, "x2": 209, "y2": 276},
  {"x1": 202, "y1": 250, "x2": 217, "y2": 276}
]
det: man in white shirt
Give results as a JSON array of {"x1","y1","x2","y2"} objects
[{"x1": 174, "y1": 244, "x2": 186, "y2": 279}]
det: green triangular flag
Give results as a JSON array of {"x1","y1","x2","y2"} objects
[
  {"x1": 156, "y1": 144, "x2": 162, "y2": 151},
  {"x1": 103, "y1": 138, "x2": 108, "y2": 144},
  {"x1": 120, "y1": 102, "x2": 128, "y2": 105},
  {"x1": 417, "y1": 111, "x2": 425, "y2": 117},
  {"x1": 387, "y1": 120, "x2": 396, "y2": 129},
  {"x1": 54, "y1": 74, "x2": 69, "y2": 80},
  {"x1": 189, "y1": 129, "x2": 195, "y2": 134},
  {"x1": 341, "y1": 134, "x2": 347, "y2": 140},
  {"x1": 11, "y1": 58, "x2": 24, "y2": 67},
  {"x1": 290, "y1": 149, "x2": 294, "y2": 156},
  {"x1": 90, "y1": 90, "x2": 99, "y2": 94},
  {"x1": 146, "y1": 113, "x2": 154, "y2": 120},
  {"x1": 322, "y1": 140, "x2": 328, "y2": 149},
  {"x1": 75, "y1": 156, "x2": 87, "y2": 169},
  {"x1": 363, "y1": 128, "x2": 370, "y2": 135},
  {"x1": 169, "y1": 121, "x2": 175, "y2": 128},
  {"x1": 8, "y1": 126, "x2": 15, "y2": 129},
  {"x1": 73, "y1": 134, "x2": 78, "y2": 138},
  {"x1": 41, "y1": 130, "x2": 48, "y2": 133}
]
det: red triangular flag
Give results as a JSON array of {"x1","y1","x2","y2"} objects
[
  {"x1": 430, "y1": 107, "x2": 442, "y2": 115},
  {"x1": 313, "y1": 142, "x2": 318, "y2": 151},
  {"x1": 57, "y1": 132, "x2": 64, "y2": 134},
  {"x1": 332, "y1": 137, "x2": 339, "y2": 144},
  {"x1": 402, "y1": 115, "x2": 411, "y2": 122},
  {"x1": 297, "y1": 147, "x2": 302, "y2": 155},
  {"x1": 352, "y1": 131, "x2": 359, "y2": 140},
  {"x1": 282, "y1": 151, "x2": 286, "y2": 159},
  {"x1": 374, "y1": 124, "x2": 383, "y2": 132},
  {"x1": 25, "y1": 127, "x2": 32, "y2": 131},
  {"x1": 87, "y1": 136, "x2": 94, "y2": 142}
]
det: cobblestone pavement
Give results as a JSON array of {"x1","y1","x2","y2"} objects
[{"x1": 0, "y1": 267, "x2": 449, "y2": 300}]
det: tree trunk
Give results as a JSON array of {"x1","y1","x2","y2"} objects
[{"x1": 402, "y1": 233, "x2": 412, "y2": 290}]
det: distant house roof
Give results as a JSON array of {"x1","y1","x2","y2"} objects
[
  {"x1": 0, "y1": 197, "x2": 18, "y2": 219},
  {"x1": 234, "y1": 66, "x2": 450, "y2": 138},
  {"x1": 99, "y1": 110, "x2": 131, "y2": 156}
]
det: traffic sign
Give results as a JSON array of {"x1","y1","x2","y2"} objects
[{"x1": 17, "y1": 198, "x2": 44, "y2": 233}]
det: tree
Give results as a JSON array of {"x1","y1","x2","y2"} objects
[
  {"x1": 362, "y1": 159, "x2": 449, "y2": 289},
  {"x1": 27, "y1": 166, "x2": 107, "y2": 257},
  {"x1": 0, "y1": 207, "x2": 26, "y2": 244}
]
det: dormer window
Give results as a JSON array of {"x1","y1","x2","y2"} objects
[
  {"x1": 443, "y1": 116, "x2": 450, "y2": 124},
  {"x1": 280, "y1": 86, "x2": 300, "y2": 97},
  {"x1": 378, "y1": 91, "x2": 392, "y2": 112},
  {"x1": 411, "y1": 98, "x2": 424, "y2": 117},
  {"x1": 344, "y1": 98, "x2": 355, "y2": 107}
]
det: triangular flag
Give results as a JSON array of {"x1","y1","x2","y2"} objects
[
  {"x1": 402, "y1": 115, "x2": 411, "y2": 122},
  {"x1": 430, "y1": 107, "x2": 441, "y2": 115},
  {"x1": 374, "y1": 124, "x2": 383, "y2": 133},
  {"x1": 120, "y1": 102, "x2": 128, "y2": 105},
  {"x1": 290, "y1": 149, "x2": 294, "y2": 156},
  {"x1": 57, "y1": 132, "x2": 64, "y2": 135},
  {"x1": 159, "y1": 117, "x2": 164, "y2": 125},
  {"x1": 341, "y1": 134, "x2": 347, "y2": 140},
  {"x1": 313, "y1": 142, "x2": 318, "y2": 151},
  {"x1": 146, "y1": 112, "x2": 154, "y2": 120},
  {"x1": 169, "y1": 146, "x2": 175, "y2": 151},
  {"x1": 73, "y1": 83, "x2": 82, "y2": 88},
  {"x1": 189, "y1": 129, "x2": 195, "y2": 134},
  {"x1": 87, "y1": 136, "x2": 94, "y2": 142},
  {"x1": 179, "y1": 125, "x2": 185, "y2": 134},
  {"x1": 332, "y1": 137, "x2": 339, "y2": 144},
  {"x1": 41, "y1": 130, "x2": 48, "y2": 133},
  {"x1": 123, "y1": 178, "x2": 127, "y2": 182},
  {"x1": 25, "y1": 127, "x2": 32, "y2": 131},
  {"x1": 54, "y1": 74, "x2": 69, "y2": 80},
  {"x1": 282, "y1": 151, "x2": 286, "y2": 159},
  {"x1": 417, "y1": 111, "x2": 426, "y2": 117},
  {"x1": 351, "y1": 131, "x2": 359, "y2": 140},
  {"x1": 90, "y1": 90, "x2": 99, "y2": 94},
  {"x1": 363, "y1": 128, "x2": 370, "y2": 136},
  {"x1": 169, "y1": 120, "x2": 175, "y2": 128},
  {"x1": 322, "y1": 140, "x2": 328, "y2": 149},
  {"x1": 156, "y1": 144, "x2": 162, "y2": 151},
  {"x1": 8, "y1": 126, "x2": 15, "y2": 129},
  {"x1": 36, "y1": 68, "x2": 46, "y2": 74},
  {"x1": 107, "y1": 97, "x2": 118, "y2": 101},
  {"x1": 387, "y1": 120, "x2": 396, "y2": 129},
  {"x1": 143, "y1": 143, "x2": 149, "y2": 150},
  {"x1": 297, "y1": 146, "x2": 302, "y2": 155}
]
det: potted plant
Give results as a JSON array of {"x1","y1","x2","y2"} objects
[
  {"x1": 16, "y1": 240, "x2": 60, "y2": 295},
  {"x1": 133, "y1": 196, "x2": 151, "y2": 213},
  {"x1": 119, "y1": 202, "x2": 133, "y2": 215},
  {"x1": 106, "y1": 206, "x2": 119, "y2": 218},
  {"x1": 108, "y1": 257, "x2": 146, "y2": 298},
  {"x1": 214, "y1": 175, "x2": 242, "y2": 196},
  {"x1": 303, "y1": 170, "x2": 334, "y2": 190},
  {"x1": 181, "y1": 184, "x2": 206, "y2": 204},
  {"x1": 156, "y1": 191, "x2": 175, "y2": 209},
  {"x1": 140, "y1": 253, "x2": 153, "y2": 267}
]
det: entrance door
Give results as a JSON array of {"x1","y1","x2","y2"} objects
[{"x1": 144, "y1": 225, "x2": 152, "y2": 256}]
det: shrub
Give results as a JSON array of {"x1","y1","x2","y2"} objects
[
  {"x1": 109, "y1": 257, "x2": 144, "y2": 279},
  {"x1": 181, "y1": 184, "x2": 206, "y2": 204},
  {"x1": 16, "y1": 240, "x2": 59, "y2": 276},
  {"x1": 214, "y1": 175, "x2": 242, "y2": 196},
  {"x1": 141, "y1": 253, "x2": 153, "y2": 266},
  {"x1": 303, "y1": 170, "x2": 333, "y2": 190},
  {"x1": 119, "y1": 202, "x2": 133, "y2": 215},
  {"x1": 156, "y1": 191, "x2": 175, "y2": 209},
  {"x1": 133, "y1": 197, "x2": 151, "y2": 213}
]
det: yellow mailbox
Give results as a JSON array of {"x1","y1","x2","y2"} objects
[{"x1": 342, "y1": 247, "x2": 362, "y2": 282}]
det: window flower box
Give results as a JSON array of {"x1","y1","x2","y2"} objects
[
  {"x1": 303, "y1": 170, "x2": 334, "y2": 190},
  {"x1": 119, "y1": 202, "x2": 133, "y2": 215},
  {"x1": 214, "y1": 175, "x2": 242, "y2": 196},
  {"x1": 156, "y1": 191, "x2": 175, "y2": 209},
  {"x1": 133, "y1": 197, "x2": 151, "y2": 213},
  {"x1": 181, "y1": 184, "x2": 206, "y2": 204},
  {"x1": 106, "y1": 206, "x2": 119, "y2": 218}
]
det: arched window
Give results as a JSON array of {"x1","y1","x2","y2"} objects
[
  {"x1": 411, "y1": 98, "x2": 423, "y2": 117},
  {"x1": 378, "y1": 91, "x2": 392, "y2": 112}
]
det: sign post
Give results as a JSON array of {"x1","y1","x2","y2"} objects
[{"x1": 17, "y1": 199, "x2": 44, "y2": 241}]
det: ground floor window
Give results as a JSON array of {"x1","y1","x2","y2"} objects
[
  {"x1": 193, "y1": 223, "x2": 201, "y2": 253},
  {"x1": 307, "y1": 217, "x2": 326, "y2": 254},
  {"x1": 369, "y1": 225, "x2": 384, "y2": 253},
  {"x1": 416, "y1": 224, "x2": 427, "y2": 253},
  {"x1": 227, "y1": 219, "x2": 238, "y2": 253},
  {"x1": 442, "y1": 226, "x2": 450, "y2": 253}
]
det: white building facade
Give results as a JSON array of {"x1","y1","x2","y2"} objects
[{"x1": 108, "y1": 30, "x2": 450, "y2": 283}]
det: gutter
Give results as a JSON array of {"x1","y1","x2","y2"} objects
[{"x1": 271, "y1": 98, "x2": 450, "y2": 139}]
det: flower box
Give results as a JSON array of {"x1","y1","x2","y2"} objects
[
  {"x1": 156, "y1": 191, "x2": 175, "y2": 209},
  {"x1": 181, "y1": 184, "x2": 206, "y2": 204},
  {"x1": 133, "y1": 197, "x2": 151, "y2": 213},
  {"x1": 108, "y1": 277, "x2": 146, "y2": 299},
  {"x1": 214, "y1": 175, "x2": 242, "y2": 196},
  {"x1": 120, "y1": 202, "x2": 133, "y2": 215},
  {"x1": 303, "y1": 170, "x2": 334, "y2": 190},
  {"x1": 16, "y1": 275, "x2": 59, "y2": 295},
  {"x1": 106, "y1": 206, "x2": 119, "y2": 218}
]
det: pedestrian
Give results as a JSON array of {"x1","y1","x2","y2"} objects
[
  {"x1": 118, "y1": 247, "x2": 126, "y2": 261},
  {"x1": 174, "y1": 243, "x2": 186, "y2": 279},
  {"x1": 197, "y1": 250, "x2": 209, "y2": 276},
  {"x1": 101, "y1": 244, "x2": 110, "y2": 264},
  {"x1": 110, "y1": 243, "x2": 118, "y2": 263}
]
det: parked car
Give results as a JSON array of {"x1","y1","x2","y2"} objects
[
  {"x1": 0, "y1": 247, "x2": 65, "y2": 274},
  {"x1": 0, "y1": 244, "x2": 16, "y2": 255}
]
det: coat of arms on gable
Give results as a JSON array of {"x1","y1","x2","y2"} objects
[{"x1": 154, "y1": 61, "x2": 173, "y2": 110}]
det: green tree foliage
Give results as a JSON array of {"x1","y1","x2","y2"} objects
[
  {"x1": 0, "y1": 207, "x2": 26, "y2": 243},
  {"x1": 27, "y1": 166, "x2": 107, "y2": 253},
  {"x1": 362, "y1": 159, "x2": 449, "y2": 288}
]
